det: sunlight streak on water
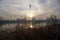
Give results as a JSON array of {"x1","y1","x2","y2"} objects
[
  {"x1": 0, "y1": 22, "x2": 47, "y2": 32},
  {"x1": 30, "y1": 25, "x2": 33, "y2": 28}
]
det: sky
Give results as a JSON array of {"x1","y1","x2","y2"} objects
[{"x1": 0, "y1": 0, "x2": 60, "y2": 19}]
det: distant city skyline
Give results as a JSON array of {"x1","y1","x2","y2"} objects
[{"x1": 0, "y1": 0, "x2": 60, "y2": 19}]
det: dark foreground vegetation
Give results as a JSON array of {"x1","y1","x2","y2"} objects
[{"x1": 0, "y1": 24, "x2": 60, "y2": 40}]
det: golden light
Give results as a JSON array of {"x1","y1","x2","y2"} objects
[
  {"x1": 26, "y1": 11, "x2": 34, "y2": 18},
  {"x1": 30, "y1": 25, "x2": 33, "y2": 28},
  {"x1": 30, "y1": 14, "x2": 33, "y2": 18}
]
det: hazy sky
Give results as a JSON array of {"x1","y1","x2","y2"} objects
[{"x1": 0, "y1": 0, "x2": 60, "y2": 19}]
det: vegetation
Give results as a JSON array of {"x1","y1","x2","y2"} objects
[
  {"x1": 47, "y1": 15, "x2": 58, "y2": 25},
  {"x1": 0, "y1": 15, "x2": 60, "y2": 40},
  {"x1": 0, "y1": 24, "x2": 60, "y2": 40}
]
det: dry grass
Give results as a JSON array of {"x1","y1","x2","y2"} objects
[{"x1": 0, "y1": 24, "x2": 60, "y2": 40}]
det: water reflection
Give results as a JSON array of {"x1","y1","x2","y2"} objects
[
  {"x1": 0, "y1": 22, "x2": 47, "y2": 32},
  {"x1": 30, "y1": 25, "x2": 33, "y2": 28}
]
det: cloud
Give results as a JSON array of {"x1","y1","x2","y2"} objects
[
  {"x1": 0, "y1": 0, "x2": 60, "y2": 19},
  {"x1": 39, "y1": 0, "x2": 60, "y2": 12},
  {"x1": 36, "y1": 0, "x2": 60, "y2": 19}
]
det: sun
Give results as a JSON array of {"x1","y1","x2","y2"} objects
[
  {"x1": 26, "y1": 11, "x2": 34, "y2": 18},
  {"x1": 30, "y1": 14, "x2": 33, "y2": 18},
  {"x1": 26, "y1": 13, "x2": 34, "y2": 18}
]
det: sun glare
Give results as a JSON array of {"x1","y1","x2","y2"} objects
[
  {"x1": 30, "y1": 14, "x2": 33, "y2": 18},
  {"x1": 30, "y1": 25, "x2": 33, "y2": 28},
  {"x1": 26, "y1": 11, "x2": 34, "y2": 18}
]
